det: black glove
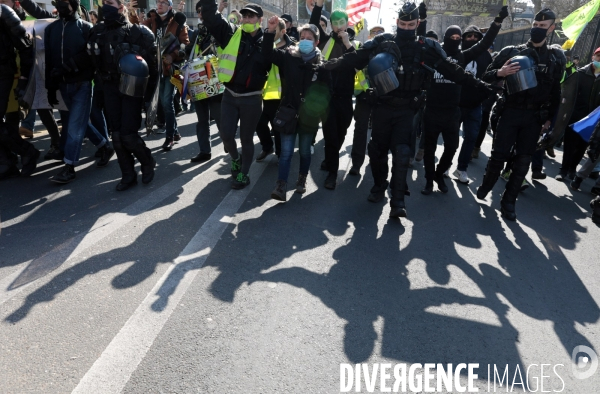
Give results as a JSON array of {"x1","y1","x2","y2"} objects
[
  {"x1": 494, "y1": 6, "x2": 508, "y2": 23},
  {"x1": 418, "y1": 2, "x2": 427, "y2": 20},
  {"x1": 47, "y1": 88, "x2": 59, "y2": 107}
]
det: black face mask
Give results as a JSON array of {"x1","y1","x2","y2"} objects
[
  {"x1": 101, "y1": 4, "x2": 120, "y2": 22},
  {"x1": 443, "y1": 38, "x2": 460, "y2": 53},
  {"x1": 396, "y1": 27, "x2": 416, "y2": 39},
  {"x1": 530, "y1": 27, "x2": 548, "y2": 44},
  {"x1": 56, "y1": 2, "x2": 72, "y2": 18},
  {"x1": 461, "y1": 39, "x2": 477, "y2": 50}
]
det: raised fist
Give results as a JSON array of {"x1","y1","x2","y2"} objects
[
  {"x1": 418, "y1": 2, "x2": 427, "y2": 20},
  {"x1": 267, "y1": 15, "x2": 279, "y2": 33}
]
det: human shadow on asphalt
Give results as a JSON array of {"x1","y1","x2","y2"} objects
[
  {"x1": 3, "y1": 173, "x2": 234, "y2": 323},
  {"x1": 202, "y1": 155, "x2": 599, "y2": 382}
]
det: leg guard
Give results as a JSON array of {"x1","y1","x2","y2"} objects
[
  {"x1": 501, "y1": 154, "x2": 531, "y2": 220},
  {"x1": 389, "y1": 144, "x2": 411, "y2": 217},
  {"x1": 112, "y1": 132, "x2": 137, "y2": 190},
  {"x1": 368, "y1": 139, "x2": 389, "y2": 189},
  {"x1": 121, "y1": 134, "x2": 156, "y2": 184},
  {"x1": 477, "y1": 157, "x2": 504, "y2": 200}
]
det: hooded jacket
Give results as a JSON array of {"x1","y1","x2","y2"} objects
[
  {"x1": 459, "y1": 25, "x2": 494, "y2": 108},
  {"x1": 310, "y1": 4, "x2": 357, "y2": 97}
]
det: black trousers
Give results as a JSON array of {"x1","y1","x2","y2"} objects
[
  {"x1": 323, "y1": 96, "x2": 354, "y2": 173},
  {"x1": 0, "y1": 77, "x2": 34, "y2": 158},
  {"x1": 475, "y1": 95, "x2": 496, "y2": 150},
  {"x1": 561, "y1": 126, "x2": 588, "y2": 174},
  {"x1": 351, "y1": 95, "x2": 372, "y2": 169},
  {"x1": 256, "y1": 99, "x2": 281, "y2": 156},
  {"x1": 102, "y1": 82, "x2": 143, "y2": 136},
  {"x1": 423, "y1": 106, "x2": 461, "y2": 180},
  {"x1": 369, "y1": 104, "x2": 414, "y2": 206}
]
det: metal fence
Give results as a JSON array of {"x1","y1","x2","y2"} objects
[{"x1": 494, "y1": 16, "x2": 600, "y2": 63}]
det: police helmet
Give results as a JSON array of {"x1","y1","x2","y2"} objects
[
  {"x1": 118, "y1": 54, "x2": 150, "y2": 97},
  {"x1": 368, "y1": 52, "x2": 400, "y2": 95}
]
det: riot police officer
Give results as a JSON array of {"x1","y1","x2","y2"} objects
[
  {"x1": 477, "y1": 8, "x2": 565, "y2": 221},
  {"x1": 88, "y1": 0, "x2": 159, "y2": 191},
  {"x1": 322, "y1": 2, "x2": 493, "y2": 217},
  {"x1": 0, "y1": 3, "x2": 36, "y2": 179}
]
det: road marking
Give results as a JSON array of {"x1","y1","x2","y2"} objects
[{"x1": 72, "y1": 158, "x2": 270, "y2": 394}]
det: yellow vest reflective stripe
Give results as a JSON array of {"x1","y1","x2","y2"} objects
[
  {"x1": 353, "y1": 42, "x2": 369, "y2": 95},
  {"x1": 322, "y1": 37, "x2": 335, "y2": 61},
  {"x1": 263, "y1": 63, "x2": 282, "y2": 100},
  {"x1": 216, "y1": 28, "x2": 242, "y2": 82}
]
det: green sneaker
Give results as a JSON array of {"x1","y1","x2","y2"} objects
[
  {"x1": 500, "y1": 170, "x2": 511, "y2": 181},
  {"x1": 520, "y1": 178, "x2": 530, "y2": 192},
  {"x1": 232, "y1": 172, "x2": 250, "y2": 189},
  {"x1": 231, "y1": 157, "x2": 241, "y2": 177}
]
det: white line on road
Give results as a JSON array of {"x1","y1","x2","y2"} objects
[{"x1": 71, "y1": 158, "x2": 270, "y2": 394}]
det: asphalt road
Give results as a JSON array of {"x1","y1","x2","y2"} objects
[{"x1": 0, "y1": 110, "x2": 599, "y2": 394}]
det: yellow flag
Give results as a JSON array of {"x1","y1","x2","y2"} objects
[{"x1": 562, "y1": 0, "x2": 600, "y2": 41}]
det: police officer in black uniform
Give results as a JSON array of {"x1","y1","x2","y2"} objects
[
  {"x1": 323, "y1": 2, "x2": 493, "y2": 217},
  {"x1": 88, "y1": 0, "x2": 159, "y2": 191},
  {"x1": 477, "y1": 8, "x2": 565, "y2": 221},
  {"x1": 0, "y1": 3, "x2": 36, "y2": 179}
]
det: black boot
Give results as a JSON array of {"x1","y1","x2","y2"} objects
[
  {"x1": 368, "y1": 181, "x2": 389, "y2": 203},
  {"x1": 96, "y1": 144, "x2": 115, "y2": 167},
  {"x1": 50, "y1": 164, "x2": 76, "y2": 184},
  {"x1": 434, "y1": 170, "x2": 448, "y2": 193},
  {"x1": 421, "y1": 179, "x2": 433, "y2": 195},
  {"x1": 121, "y1": 134, "x2": 156, "y2": 185},
  {"x1": 20, "y1": 145, "x2": 40, "y2": 177},
  {"x1": 112, "y1": 133, "x2": 137, "y2": 191},
  {"x1": 389, "y1": 144, "x2": 411, "y2": 218},
  {"x1": 501, "y1": 154, "x2": 531, "y2": 221},
  {"x1": 477, "y1": 158, "x2": 504, "y2": 200}
]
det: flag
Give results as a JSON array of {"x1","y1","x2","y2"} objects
[
  {"x1": 561, "y1": 0, "x2": 600, "y2": 42},
  {"x1": 345, "y1": 0, "x2": 380, "y2": 26},
  {"x1": 571, "y1": 106, "x2": 600, "y2": 142}
]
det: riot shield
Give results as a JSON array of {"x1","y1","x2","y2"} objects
[
  {"x1": 538, "y1": 72, "x2": 579, "y2": 150},
  {"x1": 145, "y1": 37, "x2": 162, "y2": 135}
]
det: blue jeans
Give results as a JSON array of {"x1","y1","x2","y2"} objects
[
  {"x1": 457, "y1": 105, "x2": 482, "y2": 171},
  {"x1": 278, "y1": 132, "x2": 313, "y2": 183},
  {"x1": 159, "y1": 75, "x2": 177, "y2": 138},
  {"x1": 59, "y1": 81, "x2": 105, "y2": 165},
  {"x1": 21, "y1": 108, "x2": 36, "y2": 130}
]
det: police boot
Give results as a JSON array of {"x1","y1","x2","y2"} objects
[
  {"x1": 500, "y1": 154, "x2": 531, "y2": 221},
  {"x1": 368, "y1": 140, "x2": 389, "y2": 201},
  {"x1": 0, "y1": 125, "x2": 39, "y2": 177},
  {"x1": 477, "y1": 158, "x2": 504, "y2": 200},
  {"x1": 20, "y1": 145, "x2": 41, "y2": 177},
  {"x1": 389, "y1": 144, "x2": 410, "y2": 218},
  {"x1": 112, "y1": 132, "x2": 137, "y2": 191},
  {"x1": 121, "y1": 134, "x2": 156, "y2": 185},
  {"x1": 434, "y1": 168, "x2": 448, "y2": 193}
]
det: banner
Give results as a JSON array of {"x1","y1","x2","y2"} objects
[
  {"x1": 561, "y1": 0, "x2": 600, "y2": 41},
  {"x1": 425, "y1": 0, "x2": 506, "y2": 17}
]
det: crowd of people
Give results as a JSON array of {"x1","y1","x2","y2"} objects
[{"x1": 1, "y1": 0, "x2": 599, "y2": 225}]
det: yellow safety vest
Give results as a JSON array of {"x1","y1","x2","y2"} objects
[
  {"x1": 322, "y1": 38, "x2": 368, "y2": 95},
  {"x1": 216, "y1": 28, "x2": 242, "y2": 82},
  {"x1": 263, "y1": 44, "x2": 282, "y2": 100}
]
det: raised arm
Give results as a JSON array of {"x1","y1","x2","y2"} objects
[
  {"x1": 263, "y1": 16, "x2": 286, "y2": 68},
  {"x1": 200, "y1": 0, "x2": 236, "y2": 48},
  {"x1": 462, "y1": 7, "x2": 507, "y2": 64},
  {"x1": 309, "y1": 0, "x2": 327, "y2": 47},
  {"x1": 18, "y1": 0, "x2": 55, "y2": 19}
]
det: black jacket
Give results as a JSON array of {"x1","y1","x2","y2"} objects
[
  {"x1": 44, "y1": 13, "x2": 94, "y2": 89},
  {"x1": 459, "y1": 25, "x2": 494, "y2": 108},
  {"x1": 427, "y1": 21, "x2": 500, "y2": 109},
  {"x1": 568, "y1": 64, "x2": 600, "y2": 123},
  {"x1": 0, "y1": 4, "x2": 33, "y2": 79},
  {"x1": 483, "y1": 41, "x2": 565, "y2": 121},
  {"x1": 310, "y1": 4, "x2": 356, "y2": 97},
  {"x1": 262, "y1": 32, "x2": 331, "y2": 133},
  {"x1": 200, "y1": 0, "x2": 271, "y2": 94},
  {"x1": 18, "y1": 0, "x2": 54, "y2": 19},
  {"x1": 88, "y1": 15, "x2": 159, "y2": 103}
]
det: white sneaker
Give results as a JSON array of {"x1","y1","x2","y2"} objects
[{"x1": 453, "y1": 169, "x2": 470, "y2": 184}]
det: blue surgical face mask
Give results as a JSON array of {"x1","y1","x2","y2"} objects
[
  {"x1": 593, "y1": 60, "x2": 600, "y2": 69},
  {"x1": 396, "y1": 27, "x2": 416, "y2": 39},
  {"x1": 299, "y1": 39, "x2": 314, "y2": 54}
]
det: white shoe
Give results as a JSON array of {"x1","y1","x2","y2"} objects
[{"x1": 453, "y1": 169, "x2": 470, "y2": 184}]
